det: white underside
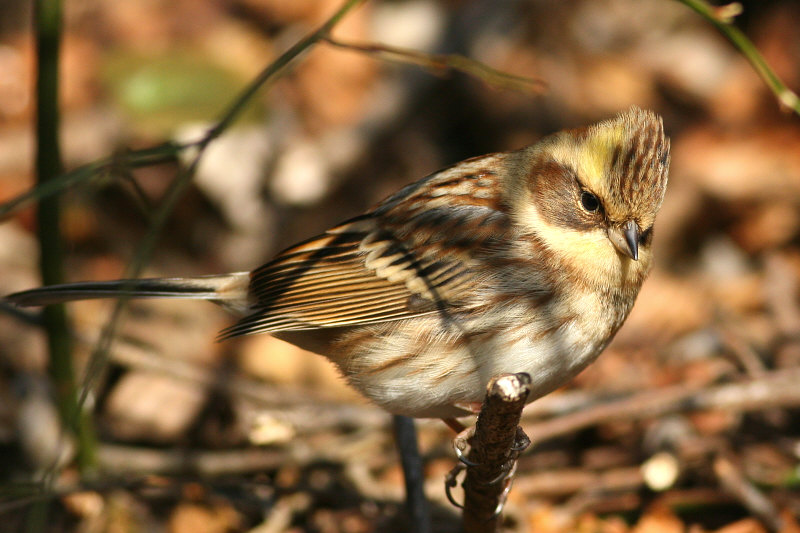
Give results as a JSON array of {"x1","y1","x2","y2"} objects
[{"x1": 335, "y1": 288, "x2": 625, "y2": 418}]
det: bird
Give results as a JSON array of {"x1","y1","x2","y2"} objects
[{"x1": 7, "y1": 107, "x2": 670, "y2": 422}]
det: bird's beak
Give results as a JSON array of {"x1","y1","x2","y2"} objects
[{"x1": 608, "y1": 220, "x2": 640, "y2": 260}]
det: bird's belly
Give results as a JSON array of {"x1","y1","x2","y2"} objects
[{"x1": 332, "y1": 310, "x2": 613, "y2": 418}]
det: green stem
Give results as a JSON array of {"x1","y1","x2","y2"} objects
[
  {"x1": 677, "y1": 0, "x2": 800, "y2": 115},
  {"x1": 34, "y1": 0, "x2": 97, "y2": 473},
  {"x1": 205, "y1": 0, "x2": 368, "y2": 143},
  {"x1": 0, "y1": 141, "x2": 189, "y2": 219},
  {"x1": 0, "y1": 0, "x2": 366, "y2": 222}
]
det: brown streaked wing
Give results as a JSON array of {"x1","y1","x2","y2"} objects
[{"x1": 219, "y1": 155, "x2": 512, "y2": 339}]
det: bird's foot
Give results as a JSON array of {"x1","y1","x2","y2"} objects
[
  {"x1": 452, "y1": 424, "x2": 478, "y2": 467},
  {"x1": 444, "y1": 463, "x2": 466, "y2": 509},
  {"x1": 444, "y1": 426, "x2": 531, "y2": 513}
]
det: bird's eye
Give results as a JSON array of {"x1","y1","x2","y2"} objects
[{"x1": 580, "y1": 191, "x2": 600, "y2": 212}]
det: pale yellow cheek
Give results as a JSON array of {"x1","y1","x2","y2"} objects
[
  {"x1": 515, "y1": 197, "x2": 648, "y2": 288},
  {"x1": 540, "y1": 225, "x2": 623, "y2": 285}
]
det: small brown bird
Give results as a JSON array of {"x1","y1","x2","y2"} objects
[{"x1": 7, "y1": 107, "x2": 670, "y2": 420}]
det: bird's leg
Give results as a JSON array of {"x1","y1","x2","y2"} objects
[
  {"x1": 442, "y1": 408, "x2": 480, "y2": 508},
  {"x1": 392, "y1": 415, "x2": 431, "y2": 533},
  {"x1": 444, "y1": 402, "x2": 482, "y2": 466},
  {"x1": 442, "y1": 417, "x2": 467, "y2": 433}
]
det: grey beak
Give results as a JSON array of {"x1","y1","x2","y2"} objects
[{"x1": 608, "y1": 220, "x2": 640, "y2": 260}]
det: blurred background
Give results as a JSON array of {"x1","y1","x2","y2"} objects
[{"x1": 1, "y1": 0, "x2": 799, "y2": 531}]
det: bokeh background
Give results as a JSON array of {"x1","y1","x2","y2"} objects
[{"x1": 1, "y1": 0, "x2": 800, "y2": 531}]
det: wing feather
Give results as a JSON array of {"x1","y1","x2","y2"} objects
[{"x1": 220, "y1": 154, "x2": 513, "y2": 339}]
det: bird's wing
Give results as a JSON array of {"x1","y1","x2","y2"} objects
[{"x1": 219, "y1": 155, "x2": 512, "y2": 338}]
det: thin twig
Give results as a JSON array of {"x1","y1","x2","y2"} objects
[
  {"x1": 714, "y1": 454, "x2": 784, "y2": 531},
  {"x1": 764, "y1": 253, "x2": 800, "y2": 337},
  {"x1": 74, "y1": 0, "x2": 369, "y2": 424},
  {"x1": 524, "y1": 368, "x2": 800, "y2": 443},
  {"x1": 96, "y1": 444, "x2": 286, "y2": 476},
  {"x1": 677, "y1": 0, "x2": 800, "y2": 115},
  {"x1": 513, "y1": 466, "x2": 644, "y2": 498},
  {"x1": 715, "y1": 322, "x2": 767, "y2": 377},
  {"x1": 0, "y1": 141, "x2": 188, "y2": 219},
  {"x1": 323, "y1": 36, "x2": 546, "y2": 95}
]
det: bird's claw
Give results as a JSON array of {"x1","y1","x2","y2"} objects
[
  {"x1": 490, "y1": 461, "x2": 518, "y2": 517},
  {"x1": 444, "y1": 463, "x2": 466, "y2": 509},
  {"x1": 443, "y1": 448, "x2": 521, "y2": 513},
  {"x1": 453, "y1": 425, "x2": 479, "y2": 467},
  {"x1": 510, "y1": 427, "x2": 531, "y2": 453}
]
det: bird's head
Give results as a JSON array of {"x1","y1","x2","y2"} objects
[{"x1": 507, "y1": 107, "x2": 670, "y2": 286}]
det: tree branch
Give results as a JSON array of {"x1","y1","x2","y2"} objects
[
  {"x1": 524, "y1": 368, "x2": 800, "y2": 444},
  {"x1": 462, "y1": 373, "x2": 531, "y2": 532}
]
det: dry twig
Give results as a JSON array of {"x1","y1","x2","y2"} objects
[
  {"x1": 714, "y1": 454, "x2": 784, "y2": 532},
  {"x1": 462, "y1": 373, "x2": 532, "y2": 532},
  {"x1": 524, "y1": 368, "x2": 800, "y2": 443},
  {"x1": 322, "y1": 36, "x2": 546, "y2": 95}
]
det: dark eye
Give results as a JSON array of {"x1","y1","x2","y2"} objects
[{"x1": 580, "y1": 191, "x2": 600, "y2": 212}]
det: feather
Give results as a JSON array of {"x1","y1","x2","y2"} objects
[{"x1": 220, "y1": 156, "x2": 514, "y2": 338}]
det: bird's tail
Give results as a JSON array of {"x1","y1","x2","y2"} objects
[{"x1": 5, "y1": 272, "x2": 251, "y2": 313}]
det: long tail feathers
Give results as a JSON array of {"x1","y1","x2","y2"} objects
[{"x1": 5, "y1": 273, "x2": 251, "y2": 313}]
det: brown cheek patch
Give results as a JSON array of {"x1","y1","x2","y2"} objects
[{"x1": 529, "y1": 158, "x2": 595, "y2": 231}]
